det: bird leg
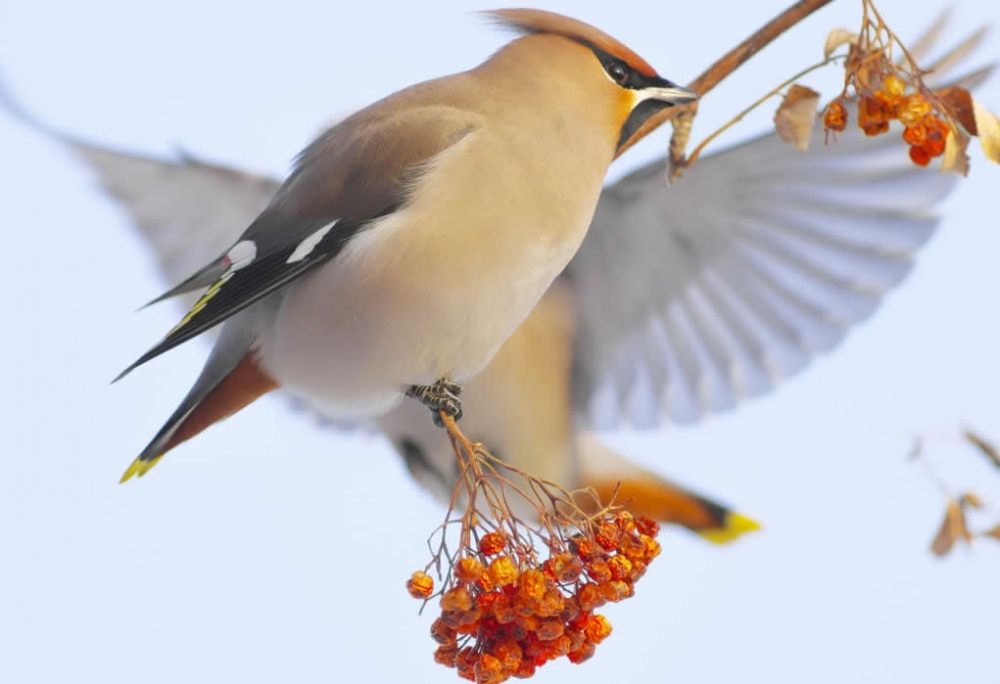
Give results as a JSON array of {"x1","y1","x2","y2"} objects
[{"x1": 406, "y1": 378, "x2": 463, "y2": 427}]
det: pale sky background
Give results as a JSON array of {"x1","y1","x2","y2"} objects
[{"x1": 1, "y1": 1, "x2": 999, "y2": 683}]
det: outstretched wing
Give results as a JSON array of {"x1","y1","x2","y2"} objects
[
  {"x1": 568, "y1": 26, "x2": 994, "y2": 428},
  {"x1": 69, "y1": 143, "x2": 280, "y2": 302}
]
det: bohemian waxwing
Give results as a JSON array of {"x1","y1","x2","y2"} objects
[
  {"x1": 100, "y1": 9, "x2": 698, "y2": 480},
  {"x1": 8, "y1": 13, "x2": 992, "y2": 542}
]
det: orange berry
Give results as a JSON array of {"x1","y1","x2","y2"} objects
[
  {"x1": 640, "y1": 534, "x2": 662, "y2": 561},
  {"x1": 478, "y1": 616, "x2": 504, "y2": 640},
  {"x1": 577, "y1": 582, "x2": 606, "y2": 611},
  {"x1": 455, "y1": 647, "x2": 479, "y2": 681},
  {"x1": 515, "y1": 612, "x2": 540, "y2": 633},
  {"x1": 583, "y1": 614, "x2": 613, "y2": 644},
  {"x1": 887, "y1": 94, "x2": 907, "y2": 119},
  {"x1": 595, "y1": 520, "x2": 623, "y2": 551},
  {"x1": 899, "y1": 94, "x2": 932, "y2": 127},
  {"x1": 492, "y1": 639, "x2": 522, "y2": 670},
  {"x1": 479, "y1": 531, "x2": 508, "y2": 556},
  {"x1": 440, "y1": 609, "x2": 465, "y2": 629},
  {"x1": 861, "y1": 120, "x2": 890, "y2": 136},
  {"x1": 512, "y1": 658, "x2": 536, "y2": 678},
  {"x1": 441, "y1": 586, "x2": 474, "y2": 612},
  {"x1": 585, "y1": 558, "x2": 612, "y2": 583},
  {"x1": 923, "y1": 117, "x2": 948, "y2": 157},
  {"x1": 823, "y1": 101, "x2": 848, "y2": 132},
  {"x1": 406, "y1": 570, "x2": 434, "y2": 599},
  {"x1": 488, "y1": 556, "x2": 520, "y2": 587},
  {"x1": 493, "y1": 595, "x2": 517, "y2": 624},
  {"x1": 858, "y1": 95, "x2": 885, "y2": 124},
  {"x1": 635, "y1": 515, "x2": 661, "y2": 538},
  {"x1": 607, "y1": 555, "x2": 633, "y2": 581},
  {"x1": 518, "y1": 568, "x2": 548, "y2": 602},
  {"x1": 534, "y1": 589, "x2": 565, "y2": 618},
  {"x1": 882, "y1": 73, "x2": 906, "y2": 97},
  {"x1": 513, "y1": 595, "x2": 536, "y2": 617},
  {"x1": 902, "y1": 123, "x2": 926, "y2": 146},
  {"x1": 431, "y1": 618, "x2": 457, "y2": 646},
  {"x1": 550, "y1": 634, "x2": 573, "y2": 658},
  {"x1": 474, "y1": 653, "x2": 505, "y2": 684},
  {"x1": 559, "y1": 595, "x2": 581, "y2": 623},
  {"x1": 478, "y1": 591, "x2": 500, "y2": 614},
  {"x1": 548, "y1": 553, "x2": 583, "y2": 583},
  {"x1": 572, "y1": 536, "x2": 601, "y2": 562},
  {"x1": 455, "y1": 608, "x2": 482, "y2": 627},
  {"x1": 567, "y1": 641, "x2": 597, "y2": 665},
  {"x1": 565, "y1": 627, "x2": 586, "y2": 652},
  {"x1": 924, "y1": 137, "x2": 946, "y2": 157},
  {"x1": 909, "y1": 145, "x2": 932, "y2": 166},
  {"x1": 521, "y1": 633, "x2": 548, "y2": 659},
  {"x1": 615, "y1": 510, "x2": 636, "y2": 532},
  {"x1": 619, "y1": 532, "x2": 645, "y2": 558},
  {"x1": 628, "y1": 560, "x2": 648, "y2": 582},
  {"x1": 597, "y1": 580, "x2": 628, "y2": 603},
  {"x1": 536, "y1": 619, "x2": 565, "y2": 642},
  {"x1": 476, "y1": 572, "x2": 495, "y2": 592},
  {"x1": 434, "y1": 643, "x2": 459, "y2": 667},
  {"x1": 455, "y1": 556, "x2": 486, "y2": 584}
]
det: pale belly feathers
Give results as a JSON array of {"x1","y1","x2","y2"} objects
[{"x1": 258, "y1": 130, "x2": 608, "y2": 418}]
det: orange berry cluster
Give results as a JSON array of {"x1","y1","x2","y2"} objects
[
  {"x1": 407, "y1": 512, "x2": 662, "y2": 683},
  {"x1": 823, "y1": 73, "x2": 950, "y2": 167}
]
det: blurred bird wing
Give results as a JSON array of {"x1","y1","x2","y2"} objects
[
  {"x1": 115, "y1": 109, "x2": 477, "y2": 379},
  {"x1": 568, "y1": 26, "x2": 993, "y2": 429},
  {"x1": 69, "y1": 142, "x2": 280, "y2": 306},
  {"x1": 569, "y1": 110, "x2": 955, "y2": 427}
]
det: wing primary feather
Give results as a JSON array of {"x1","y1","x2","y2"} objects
[{"x1": 113, "y1": 215, "x2": 371, "y2": 382}]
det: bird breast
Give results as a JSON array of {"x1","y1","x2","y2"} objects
[{"x1": 260, "y1": 124, "x2": 612, "y2": 418}]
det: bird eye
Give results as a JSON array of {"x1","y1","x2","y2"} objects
[{"x1": 607, "y1": 62, "x2": 629, "y2": 85}]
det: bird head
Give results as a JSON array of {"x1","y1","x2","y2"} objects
[{"x1": 484, "y1": 8, "x2": 698, "y2": 152}]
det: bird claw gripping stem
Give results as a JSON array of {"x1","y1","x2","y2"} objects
[{"x1": 408, "y1": 378, "x2": 464, "y2": 427}]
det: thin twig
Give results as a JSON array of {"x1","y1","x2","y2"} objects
[{"x1": 616, "y1": 0, "x2": 837, "y2": 159}]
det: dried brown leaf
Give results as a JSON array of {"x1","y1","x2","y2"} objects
[
  {"x1": 931, "y1": 499, "x2": 970, "y2": 557},
  {"x1": 959, "y1": 492, "x2": 984, "y2": 509},
  {"x1": 962, "y1": 428, "x2": 1000, "y2": 469},
  {"x1": 775, "y1": 85, "x2": 820, "y2": 151},
  {"x1": 824, "y1": 28, "x2": 859, "y2": 60},
  {"x1": 973, "y1": 98, "x2": 1000, "y2": 164},
  {"x1": 982, "y1": 524, "x2": 1000, "y2": 541},
  {"x1": 940, "y1": 126, "x2": 970, "y2": 176},
  {"x1": 935, "y1": 87, "x2": 977, "y2": 136}
]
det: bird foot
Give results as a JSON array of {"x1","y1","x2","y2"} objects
[{"x1": 407, "y1": 378, "x2": 463, "y2": 427}]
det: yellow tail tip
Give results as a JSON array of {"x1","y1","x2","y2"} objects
[
  {"x1": 119, "y1": 455, "x2": 162, "y2": 483},
  {"x1": 697, "y1": 512, "x2": 762, "y2": 545}
]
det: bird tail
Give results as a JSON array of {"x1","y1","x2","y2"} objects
[
  {"x1": 119, "y1": 317, "x2": 277, "y2": 482},
  {"x1": 576, "y1": 434, "x2": 760, "y2": 544}
]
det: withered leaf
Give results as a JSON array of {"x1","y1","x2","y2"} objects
[
  {"x1": 982, "y1": 524, "x2": 1000, "y2": 541},
  {"x1": 959, "y1": 492, "x2": 984, "y2": 509},
  {"x1": 962, "y1": 428, "x2": 1000, "y2": 469},
  {"x1": 935, "y1": 87, "x2": 977, "y2": 136},
  {"x1": 940, "y1": 125, "x2": 970, "y2": 176},
  {"x1": 930, "y1": 499, "x2": 972, "y2": 558},
  {"x1": 824, "y1": 28, "x2": 859, "y2": 60},
  {"x1": 774, "y1": 85, "x2": 820, "y2": 151},
  {"x1": 972, "y1": 98, "x2": 1000, "y2": 164}
]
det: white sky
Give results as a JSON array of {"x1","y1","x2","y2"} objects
[{"x1": 1, "y1": 1, "x2": 998, "y2": 683}]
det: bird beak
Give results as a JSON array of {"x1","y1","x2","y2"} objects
[{"x1": 640, "y1": 78, "x2": 699, "y2": 106}]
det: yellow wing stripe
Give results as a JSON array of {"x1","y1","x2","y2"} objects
[{"x1": 166, "y1": 270, "x2": 234, "y2": 338}]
